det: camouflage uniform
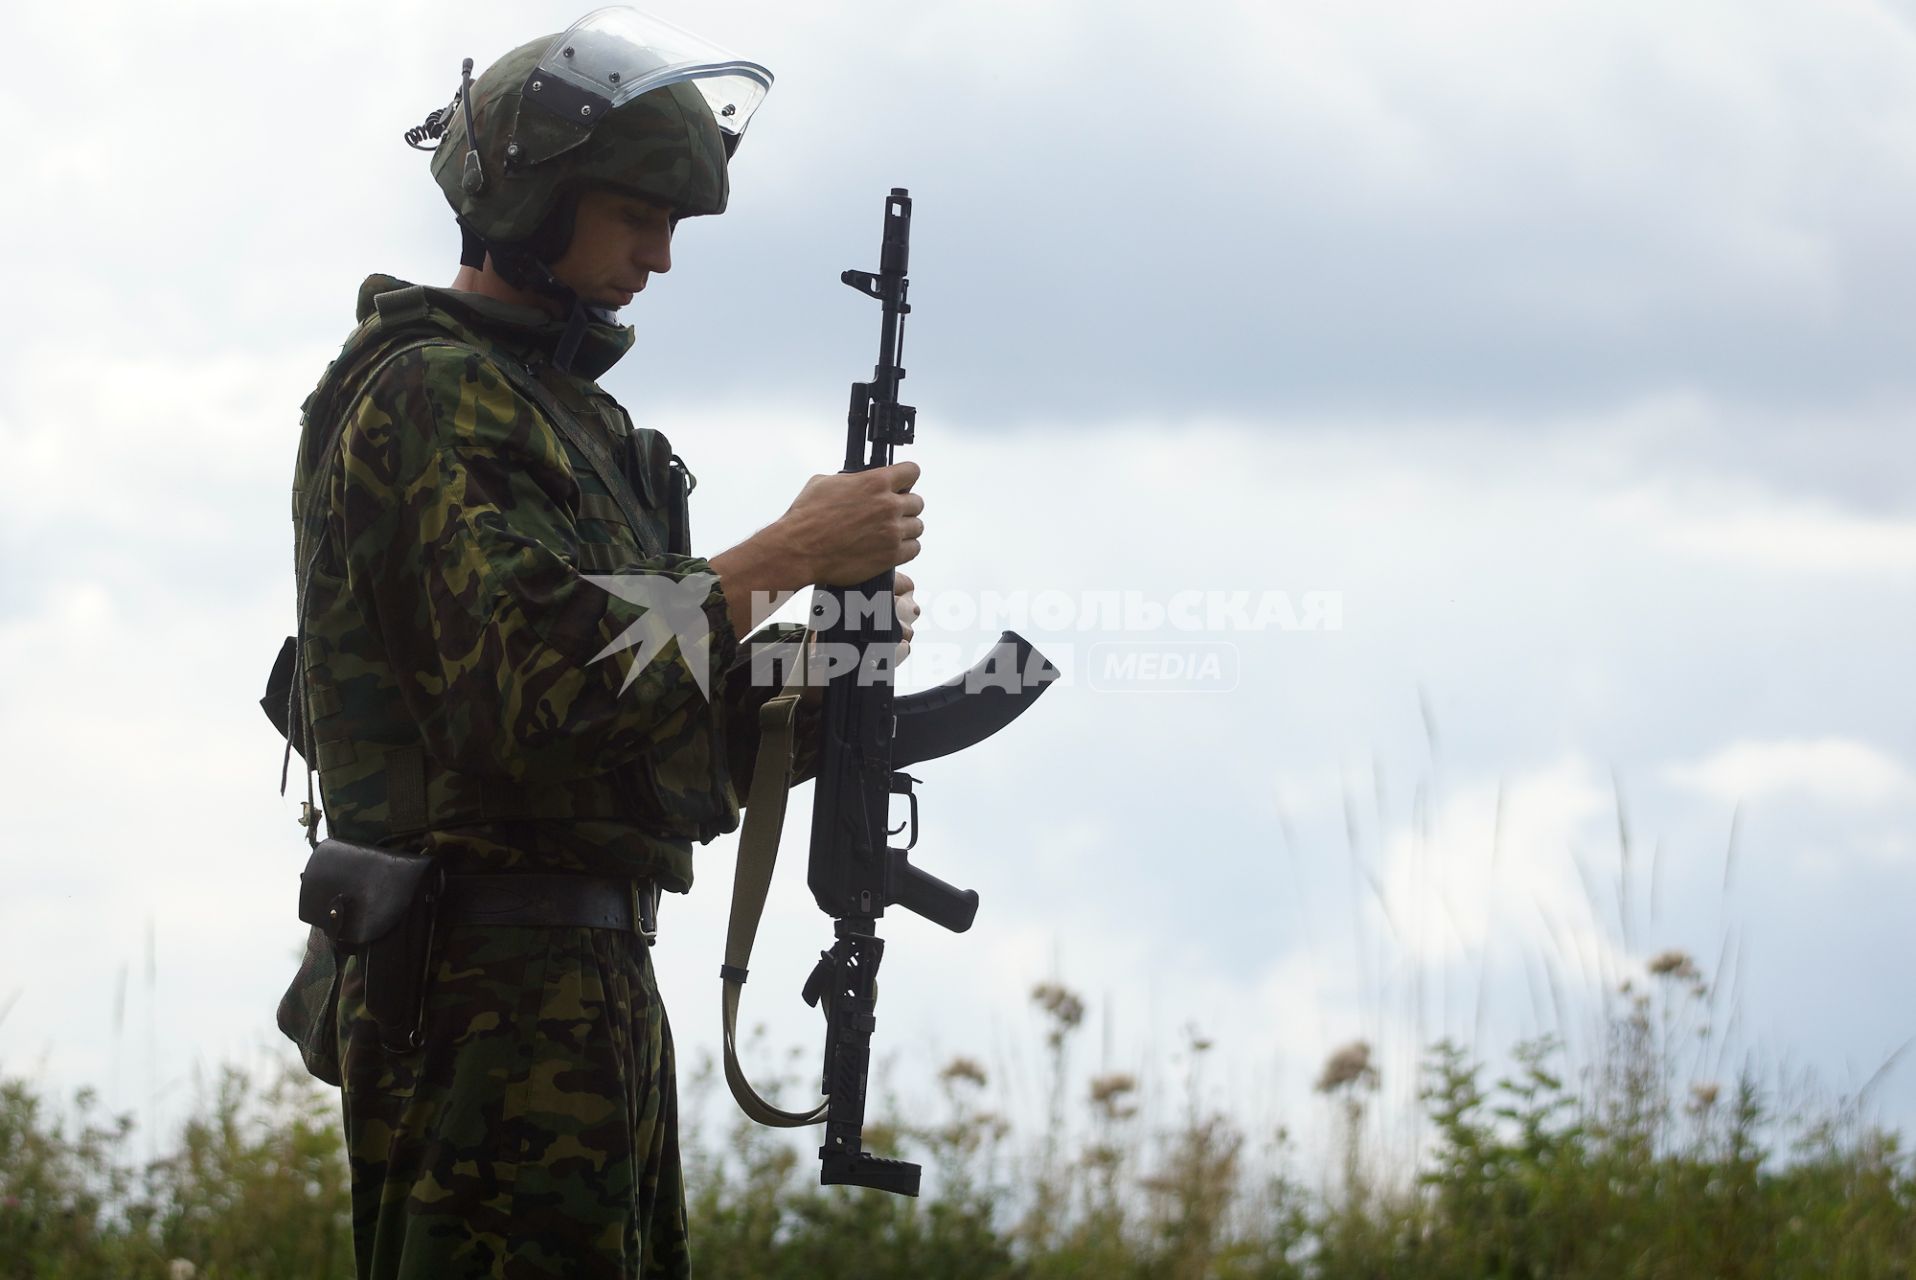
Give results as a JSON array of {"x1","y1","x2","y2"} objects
[
  {"x1": 275, "y1": 15, "x2": 790, "y2": 1273},
  {"x1": 288, "y1": 272, "x2": 811, "y2": 1279}
]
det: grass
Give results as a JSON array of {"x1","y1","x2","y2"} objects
[{"x1": 2, "y1": 967, "x2": 1910, "y2": 1279}]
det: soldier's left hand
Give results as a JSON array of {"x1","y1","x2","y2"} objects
[
  {"x1": 895, "y1": 571, "x2": 918, "y2": 665},
  {"x1": 796, "y1": 571, "x2": 915, "y2": 705}
]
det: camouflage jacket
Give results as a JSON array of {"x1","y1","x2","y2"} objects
[{"x1": 289, "y1": 274, "x2": 814, "y2": 892}]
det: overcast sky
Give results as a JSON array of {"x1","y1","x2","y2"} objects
[{"x1": 2, "y1": 0, "x2": 1913, "y2": 1180}]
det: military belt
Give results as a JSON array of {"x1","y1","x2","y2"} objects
[{"x1": 439, "y1": 873, "x2": 659, "y2": 945}]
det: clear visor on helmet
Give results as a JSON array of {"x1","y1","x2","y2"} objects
[{"x1": 533, "y1": 6, "x2": 772, "y2": 138}]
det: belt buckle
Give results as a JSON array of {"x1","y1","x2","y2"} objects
[{"x1": 632, "y1": 881, "x2": 659, "y2": 946}]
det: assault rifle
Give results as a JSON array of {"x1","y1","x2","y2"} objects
[
  {"x1": 807, "y1": 187, "x2": 1058, "y2": 1194},
  {"x1": 720, "y1": 188, "x2": 1057, "y2": 1198}
]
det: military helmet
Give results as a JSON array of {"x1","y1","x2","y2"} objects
[{"x1": 422, "y1": 7, "x2": 773, "y2": 245}]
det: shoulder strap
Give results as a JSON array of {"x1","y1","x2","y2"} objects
[{"x1": 487, "y1": 358, "x2": 664, "y2": 561}]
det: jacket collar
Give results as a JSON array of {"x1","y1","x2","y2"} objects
[{"x1": 352, "y1": 273, "x2": 637, "y2": 381}]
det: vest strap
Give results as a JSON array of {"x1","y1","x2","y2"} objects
[
  {"x1": 492, "y1": 358, "x2": 662, "y2": 560},
  {"x1": 385, "y1": 744, "x2": 428, "y2": 834},
  {"x1": 372, "y1": 286, "x2": 431, "y2": 325}
]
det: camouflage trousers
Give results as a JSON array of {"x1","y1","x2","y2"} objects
[{"x1": 338, "y1": 923, "x2": 690, "y2": 1279}]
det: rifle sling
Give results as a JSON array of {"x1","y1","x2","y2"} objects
[{"x1": 720, "y1": 651, "x2": 829, "y2": 1128}]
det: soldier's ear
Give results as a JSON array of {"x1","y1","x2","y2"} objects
[{"x1": 521, "y1": 189, "x2": 583, "y2": 265}]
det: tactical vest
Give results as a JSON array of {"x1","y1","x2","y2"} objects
[{"x1": 277, "y1": 280, "x2": 738, "y2": 879}]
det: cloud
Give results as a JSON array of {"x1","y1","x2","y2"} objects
[
  {"x1": 6, "y1": 0, "x2": 1916, "y2": 1157},
  {"x1": 1373, "y1": 757, "x2": 1622, "y2": 967},
  {"x1": 14, "y1": 0, "x2": 1916, "y2": 442},
  {"x1": 1665, "y1": 737, "x2": 1916, "y2": 806},
  {"x1": 1594, "y1": 470, "x2": 1916, "y2": 574}
]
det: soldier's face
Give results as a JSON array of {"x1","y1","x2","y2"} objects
[{"x1": 550, "y1": 188, "x2": 676, "y2": 311}]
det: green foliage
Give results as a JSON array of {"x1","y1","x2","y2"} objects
[
  {"x1": 2, "y1": 989, "x2": 1911, "y2": 1279},
  {"x1": 669, "y1": 983, "x2": 1913, "y2": 1279},
  {"x1": 0, "y1": 1062, "x2": 352, "y2": 1280},
  {"x1": 145, "y1": 1065, "x2": 352, "y2": 1279},
  {"x1": 0, "y1": 1079, "x2": 140, "y2": 1279}
]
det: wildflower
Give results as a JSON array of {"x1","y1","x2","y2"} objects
[
  {"x1": 1031, "y1": 982, "x2": 1085, "y2": 1047},
  {"x1": 1315, "y1": 1040, "x2": 1378, "y2": 1094},
  {"x1": 1689, "y1": 1082, "x2": 1721, "y2": 1112},
  {"x1": 168, "y1": 1262, "x2": 198, "y2": 1280},
  {"x1": 1088, "y1": 1072, "x2": 1139, "y2": 1120},
  {"x1": 1647, "y1": 949, "x2": 1702, "y2": 983},
  {"x1": 940, "y1": 1056, "x2": 988, "y2": 1088},
  {"x1": 972, "y1": 1110, "x2": 1011, "y2": 1142},
  {"x1": 1031, "y1": 982, "x2": 1085, "y2": 1027}
]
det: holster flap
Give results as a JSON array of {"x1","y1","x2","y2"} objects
[{"x1": 297, "y1": 837, "x2": 440, "y2": 946}]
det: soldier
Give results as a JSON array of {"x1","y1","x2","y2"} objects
[{"x1": 276, "y1": 10, "x2": 922, "y2": 1277}]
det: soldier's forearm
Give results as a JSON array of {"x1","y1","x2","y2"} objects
[{"x1": 709, "y1": 523, "x2": 814, "y2": 639}]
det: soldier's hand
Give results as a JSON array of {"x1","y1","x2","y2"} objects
[
  {"x1": 776, "y1": 462, "x2": 923, "y2": 586},
  {"x1": 798, "y1": 572, "x2": 914, "y2": 698},
  {"x1": 894, "y1": 571, "x2": 918, "y2": 665}
]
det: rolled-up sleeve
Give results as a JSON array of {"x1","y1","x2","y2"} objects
[{"x1": 332, "y1": 344, "x2": 738, "y2": 783}]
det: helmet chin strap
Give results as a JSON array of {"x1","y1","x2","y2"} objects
[{"x1": 456, "y1": 217, "x2": 604, "y2": 373}]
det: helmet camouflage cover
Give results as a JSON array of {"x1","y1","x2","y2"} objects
[{"x1": 430, "y1": 7, "x2": 773, "y2": 245}]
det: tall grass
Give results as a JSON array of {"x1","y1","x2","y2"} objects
[{"x1": 3, "y1": 966, "x2": 1909, "y2": 1278}]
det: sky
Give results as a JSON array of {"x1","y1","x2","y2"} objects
[{"x1": 1, "y1": 0, "x2": 1913, "y2": 1186}]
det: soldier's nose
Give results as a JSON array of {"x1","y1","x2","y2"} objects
[{"x1": 640, "y1": 229, "x2": 672, "y2": 275}]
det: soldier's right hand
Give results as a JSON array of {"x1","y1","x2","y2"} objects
[{"x1": 775, "y1": 462, "x2": 924, "y2": 586}]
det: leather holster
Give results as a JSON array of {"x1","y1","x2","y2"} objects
[{"x1": 293, "y1": 837, "x2": 445, "y2": 1057}]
